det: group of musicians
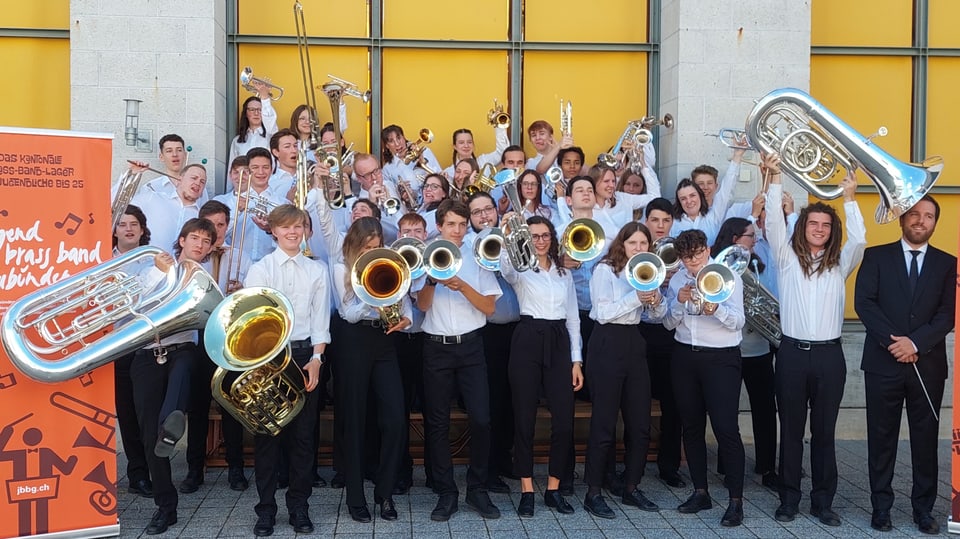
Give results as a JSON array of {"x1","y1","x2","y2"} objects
[{"x1": 108, "y1": 90, "x2": 956, "y2": 536}]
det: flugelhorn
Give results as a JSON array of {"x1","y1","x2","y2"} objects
[
  {"x1": 1, "y1": 246, "x2": 224, "y2": 383},
  {"x1": 402, "y1": 128, "x2": 434, "y2": 166},
  {"x1": 423, "y1": 239, "x2": 462, "y2": 280},
  {"x1": 352, "y1": 248, "x2": 412, "y2": 328},
  {"x1": 325, "y1": 74, "x2": 371, "y2": 103},
  {"x1": 704, "y1": 128, "x2": 753, "y2": 150},
  {"x1": 625, "y1": 252, "x2": 666, "y2": 292},
  {"x1": 391, "y1": 237, "x2": 426, "y2": 279},
  {"x1": 240, "y1": 66, "x2": 284, "y2": 101},
  {"x1": 487, "y1": 99, "x2": 510, "y2": 129},
  {"x1": 745, "y1": 87, "x2": 942, "y2": 223},
  {"x1": 474, "y1": 227, "x2": 505, "y2": 272},
  {"x1": 561, "y1": 218, "x2": 605, "y2": 263}
]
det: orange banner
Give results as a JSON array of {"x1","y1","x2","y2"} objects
[{"x1": 0, "y1": 127, "x2": 117, "y2": 538}]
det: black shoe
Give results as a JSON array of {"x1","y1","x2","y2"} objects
[
  {"x1": 253, "y1": 514, "x2": 275, "y2": 537},
  {"x1": 379, "y1": 498, "x2": 398, "y2": 521},
  {"x1": 154, "y1": 410, "x2": 185, "y2": 458},
  {"x1": 774, "y1": 503, "x2": 798, "y2": 522},
  {"x1": 348, "y1": 504, "x2": 371, "y2": 523},
  {"x1": 622, "y1": 488, "x2": 659, "y2": 511},
  {"x1": 721, "y1": 499, "x2": 743, "y2": 527},
  {"x1": 603, "y1": 471, "x2": 625, "y2": 497},
  {"x1": 761, "y1": 471, "x2": 780, "y2": 490},
  {"x1": 228, "y1": 467, "x2": 248, "y2": 491},
  {"x1": 128, "y1": 478, "x2": 153, "y2": 498},
  {"x1": 277, "y1": 478, "x2": 288, "y2": 490},
  {"x1": 393, "y1": 477, "x2": 411, "y2": 495},
  {"x1": 179, "y1": 472, "x2": 203, "y2": 494},
  {"x1": 544, "y1": 489, "x2": 574, "y2": 514},
  {"x1": 312, "y1": 470, "x2": 326, "y2": 488},
  {"x1": 659, "y1": 470, "x2": 686, "y2": 488},
  {"x1": 811, "y1": 506, "x2": 841, "y2": 527},
  {"x1": 330, "y1": 472, "x2": 345, "y2": 489},
  {"x1": 914, "y1": 511, "x2": 940, "y2": 534},
  {"x1": 145, "y1": 510, "x2": 176, "y2": 535},
  {"x1": 465, "y1": 489, "x2": 501, "y2": 519},
  {"x1": 871, "y1": 509, "x2": 892, "y2": 532},
  {"x1": 431, "y1": 495, "x2": 458, "y2": 522},
  {"x1": 517, "y1": 492, "x2": 535, "y2": 518},
  {"x1": 288, "y1": 509, "x2": 314, "y2": 533},
  {"x1": 677, "y1": 491, "x2": 712, "y2": 514},
  {"x1": 558, "y1": 480, "x2": 574, "y2": 497},
  {"x1": 583, "y1": 493, "x2": 615, "y2": 519},
  {"x1": 485, "y1": 476, "x2": 511, "y2": 494}
]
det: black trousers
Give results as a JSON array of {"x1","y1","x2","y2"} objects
[
  {"x1": 115, "y1": 352, "x2": 149, "y2": 485},
  {"x1": 865, "y1": 369, "x2": 944, "y2": 514},
  {"x1": 186, "y1": 353, "x2": 215, "y2": 476},
  {"x1": 422, "y1": 335, "x2": 491, "y2": 496},
  {"x1": 130, "y1": 343, "x2": 196, "y2": 514},
  {"x1": 483, "y1": 321, "x2": 516, "y2": 481},
  {"x1": 394, "y1": 331, "x2": 427, "y2": 484},
  {"x1": 509, "y1": 317, "x2": 574, "y2": 480},
  {"x1": 671, "y1": 344, "x2": 745, "y2": 498},
  {"x1": 253, "y1": 347, "x2": 319, "y2": 518},
  {"x1": 742, "y1": 351, "x2": 777, "y2": 474},
  {"x1": 335, "y1": 322, "x2": 406, "y2": 506},
  {"x1": 775, "y1": 340, "x2": 845, "y2": 509},
  {"x1": 639, "y1": 322, "x2": 682, "y2": 476},
  {"x1": 584, "y1": 324, "x2": 651, "y2": 489}
]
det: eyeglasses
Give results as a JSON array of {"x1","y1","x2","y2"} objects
[
  {"x1": 423, "y1": 183, "x2": 443, "y2": 191},
  {"x1": 520, "y1": 181, "x2": 539, "y2": 188},
  {"x1": 470, "y1": 206, "x2": 496, "y2": 217},
  {"x1": 680, "y1": 248, "x2": 707, "y2": 263},
  {"x1": 530, "y1": 233, "x2": 552, "y2": 242},
  {"x1": 356, "y1": 167, "x2": 381, "y2": 180},
  {"x1": 247, "y1": 108, "x2": 262, "y2": 113}
]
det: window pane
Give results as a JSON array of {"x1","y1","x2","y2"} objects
[
  {"x1": 521, "y1": 51, "x2": 648, "y2": 164},
  {"x1": 0, "y1": 37, "x2": 69, "y2": 129},
  {"x1": 383, "y1": 0, "x2": 508, "y2": 40},
  {"x1": 930, "y1": 0, "x2": 960, "y2": 49},
  {"x1": 238, "y1": 0, "x2": 368, "y2": 39},
  {"x1": 811, "y1": 0, "x2": 911, "y2": 47},
  {"x1": 927, "y1": 58, "x2": 960, "y2": 187},
  {"x1": 524, "y1": 0, "x2": 648, "y2": 43},
  {"x1": 0, "y1": 0, "x2": 68, "y2": 29}
]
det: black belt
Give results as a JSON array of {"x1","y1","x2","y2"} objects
[
  {"x1": 781, "y1": 335, "x2": 841, "y2": 351},
  {"x1": 358, "y1": 319, "x2": 386, "y2": 329},
  {"x1": 424, "y1": 328, "x2": 482, "y2": 345},
  {"x1": 679, "y1": 343, "x2": 740, "y2": 353},
  {"x1": 290, "y1": 339, "x2": 312, "y2": 350}
]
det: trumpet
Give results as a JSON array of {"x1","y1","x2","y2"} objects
[
  {"x1": 625, "y1": 252, "x2": 666, "y2": 292},
  {"x1": 487, "y1": 99, "x2": 510, "y2": 129},
  {"x1": 652, "y1": 236, "x2": 680, "y2": 271},
  {"x1": 560, "y1": 99, "x2": 572, "y2": 137},
  {"x1": 237, "y1": 189, "x2": 280, "y2": 221},
  {"x1": 240, "y1": 66, "x2": 284, "y2": 101},
  {"x1": 561, "y1": 218, "x2": 605, "y2": 263},
  {"x1": 423, "y1": 239, "x2": 462, "y2": 280},
  {"x1": 391, "y1": 237, "x2": 426, "y2": 279},
  {"x1": 704, "y1": 128, "x2": 753, "y2": 150},
  {"x1": 352, "y1": 248, "x2": 412, "y2": 328},
  {"x1": 598, "y1": 120, "x2": 653, "y2": 169},
  {"x1": 324, "y1": 74, "x2": 371, "y2": 103},
  {"x1": 641, "y1": 114, "x2": 675, "y2": 130},
  {"x1": 397, "y1": 174, "x2": 423, "y2": 213},
  {"x1": 402, "y1": 128, "x2": 434, "y2": 166},
  {"x1": 463, "y1": 163, "x2": 498, "y2": 198},
  {"x1": 474, "y1": 227, "x2": 505, "y2": 272}
]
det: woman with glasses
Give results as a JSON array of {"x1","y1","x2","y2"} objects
[
  {"x1": 419, "y1": 173, "x2": 450, "y2": 240},
  {"x1": 380, "y1": 125, "x2": 443, "y2": 200},
  {"x1": 228, "y1": 86, "x2": 277, "y2": 170},
  {"x1": 512, "y1": 169, "x2": 552, "y2": 220},
  {"x1": 498, "y1": 214, "x2": 583, "y2": 518}
]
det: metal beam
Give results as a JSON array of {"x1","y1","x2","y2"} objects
[
  {"x1": 0, "y1": 28, "x2": 68, "y2": 39},
  {"x1": 911, "y1": 0, "x2": 929, "y2": 163},
  {"x1": 648, "y1": 0, "x2": 661, "y2": 162},
  {"x1": 227, "y1": 34, "x2": 653, "y2": 52}
]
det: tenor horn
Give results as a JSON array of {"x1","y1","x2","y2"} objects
[
  {"x1": 561, "y1": 218, "x2": 606, "y2": 263},
  {"x1": 652, "y1": 236, "x2": 680, "y2": 271},
  {"x1": 391, "y1": 237, "x2": 426, "y2": 279},
  {"x1": 625, "y1": 252, "x2": 666, "y2": 292},
  {"x1": 497, "y1": 168, "x2": 538, "y2": 272},
  {"x1": 423, "y1": 239, "x2": 462, "y2": 280},
  {"x1": 240, "y1": 66, "x2": 284, "y2": 101},
  {"x1": 352, "y1": 248, "x2": 412, "y2": 328},
  {"x1": 745, "y1": 87, "x2": 942, "y2": 223},
  {"x1": 474, "y1": 227, "x2": 505, "y2": 272},
  {"x1": 1, "y1": 246, "x2": 224, "y2": 383}
]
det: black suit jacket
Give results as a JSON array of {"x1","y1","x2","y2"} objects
[{"x1": 855, "y1": 240, "x2": 956, "y2": 379}]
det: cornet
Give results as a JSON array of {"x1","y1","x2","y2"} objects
[
  {"x1": 423, "y1": 239, "x2": 462, "y2": 280},
  {"x1": 240, "y1": 66, "x2": 284, "y2": 101},
  {"x1": 462, "y1": 163, "x2": 498, "y2": 198},
  {"x1": 704, "y1": 128, "x2": 753, "y2": 150},
  {"x1": 544, "y1": 166, "x2": 566, "y2": 201},
  {"x1": 560, "y1": 218, "x2": 605, "y2": 263},
  {"x1": 324, "y1": 74, "x2": 371, "y2": 103},
  {"x1": 487, "y1": 99, "x2": 510, "y2": 129},
  {"x1": 402, "y1": 128, "x2": 434, "y2": 166},
  {"x1": 625, "y1": 252, "x2": 666, "y2": 292}
]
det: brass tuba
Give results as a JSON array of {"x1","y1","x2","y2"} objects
[
  {"x1": 205, "y1": 287, "x2": 306, "y2": 436},
  {"x1": 625, "y1": 252, "x2": 666, "y2": 292},
  {"x1": 351, "y1": 248, "x2": 412, "y2": 328},
  {"x1": 745, "y1": 87, "x2": 942, "y2": 223},
  {"x1": 561, "y1": 218, "x2": 606, "y2": 263},
  {"x1": 1, "y1": 246, "x2": 224, "y2": 384}
]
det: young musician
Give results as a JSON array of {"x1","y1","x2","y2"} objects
[
  {"x1": 131, "y1": 218, "x2": 217, "y2": 535},
  {"x1": 526, "y1": 120, "x2": 572, "y2": 176},
  {"x1": 244, "y1": 205, "x2": 331, "y2": 537},
  {"x1": 229, "y1": 84, "x2": 278, "y2": 169},
  {"x1": 333, "y1": 217, "x2": 410, "y2": 523},
  {"x1": 588, "y1": 163, "x2": 661, "y2": 228},
  {"x1": 419, "y1": 173, "x2": 450, "y2": 239},
  {"x1": 224, "y1": 148, "x2": 285, "y2": 263},
  {"x1": 498, "y1": 215, "x2": 582, "y2": 518},
  {"x1": 380, "y1": 124, "x2": 442, "y2": 198},
  {"x1": 663, "y1": 229, "x2": 746, "y2": 527},
  {"x1": 583, "y1": 222, "x2": 664, "y2": 519},
  {"x1": 418, "y1": 199, "x2": 502, "y2": 522},
  {"x1": 268, "y1": 128, "x2": 303, "y2": 200},
  {"x1": 617, "y1": 169, "x2": 650, "y2": 221},
  {"x1": 290, "y1": 104, "x2": 318, "y2": 149},
  {"x1": 670, "y1": 148, "x2": 745, "y2": 244},
  {"x1": 855, "y1": 195, "x2": 955, "y2": 534},
  {"x1": 764, "y1": 153, "x2": 864, "y2": 526},
  {"x1": 442, "y1": 127, "x2": 509, "y2": 179},
  {"x1": 129, "y1": 163, "x2": 207, "y2": 255},
  {"x1": 450, "y1": 158, "x2": 479, "y2": 201},
  {"x1": 214, "y1": 156, "x2": 249, "y2": 203}
]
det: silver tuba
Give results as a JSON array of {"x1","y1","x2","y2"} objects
[
  {"x1": 1, "y1": 246, "x2": 224, "y2": 383},
  {"x1": 495, "y1": 169, "x2": 538, "y2": 272},
  {"x1": 743, "y1": 259, "x2": 783, "y2": 347},
  {"x1": 474, "y1": 227, "x2": 505, "y2": 272},
  {"x1": 745, "y1": 87, "x2": 942, "y2": 224}
]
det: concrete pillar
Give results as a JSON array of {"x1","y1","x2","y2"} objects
[
  {"x1": 69, "y1": 0, "x2": 227, "y2": 188},
  {"x1": 658, "y1": 0, "x2": 811, "y2": 201}
]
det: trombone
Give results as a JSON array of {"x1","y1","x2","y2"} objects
[
  {"x1": 487, "y1": 99, "x2": 510, "y2": 129},
  {"x1": 294, "y1": 0, "x2": 321, "y2": 150},
  {"x1": 240, "y1": 66, "x2": 284, "y2": 101}
]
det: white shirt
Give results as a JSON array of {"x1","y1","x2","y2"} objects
[
  {"x1": 129, "y1": 189, "x2": 200, "y2": 253},
  {"x1": 268, "y1": 168, "x2": 296, "y2": 200},
  {"x1": 139, "y1": 264, "x2": 197, "y2": 347},
  {"x1": 421, "y1": 238, "x2": 502, "y2": 336},
  {"x1": 765, "y1": 183, "x2": 866, "y2": 340},
  {"x1": 201, "y1": 243, "x2": 252, "y2": 292},
  {"x1": 499, "y1": 253, "x2": 582, "y2": 362},
  {"x1": 670, "y1": 160, "x2": 741, "y2": 245},
  {"x1": 244, "y1": 248, "x2": 332, "y2": 345},
  {"x1": 221, "y1": 188, "x2": 284, "y2": 262},
  {"x1": 382, "y1": 148, "x2": 442, "y2": 197},
  {"x1": 662, "y1": 260, "x2": 745, "y2": 347},
  {"x1": 332, "y1": 262, "x2": 414, "y2": 324},
  {"x1": 901, "y1": 239, "x2": 927, "y2": 273},
  {"x1": 228, "y1": 98, "x2": 278, "y2": 168},
  {"x1": 589, "y1": 261, "x2": 667, "y2": 326},
  {"x1": 441, "y1": 127, "x2": 510, "y2": 178}
]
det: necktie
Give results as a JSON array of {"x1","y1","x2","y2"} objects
[{"x1": 908, "y1": 250, "x2": 920, "y2": 296}]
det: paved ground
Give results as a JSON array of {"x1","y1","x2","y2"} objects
[{"x1": 115, "y1": 439, "x2": 956, "y2": 538}]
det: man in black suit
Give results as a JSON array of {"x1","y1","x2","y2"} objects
[{"x1": 855, "y1": 195, "x2": 956, "y2": 535}]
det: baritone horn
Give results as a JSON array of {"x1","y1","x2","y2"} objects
[
  {"x1": 423, "y1": 239, "x2": 462, "y2": 280},
  {"x1": 474, "y1": 227, "x2": 505, "y2": 272},
  {"x1": 487, "y1": 99, "x2": 510, "y2": 129},
  {"x1": 391, "y1": 237, "x2": 426, "y2": 279},
  {"x1": 352, "y1": 248, "x2": 412, "y2": 328},
  {"x1": 745, "y1": 87, "x2": 942, "y2": 223},
  {"x1": 625, "y1": 252, "x2": 666, "y2": 292},
  {"x1": 240, "y1": 66, "x2": 284, "y2": 101},
  {"x1": 1, "y1": 246, "x2": 224, "y2": 384},
  {"x1": 561, "y1": 218, "x2": 605, "y2": 263}
]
